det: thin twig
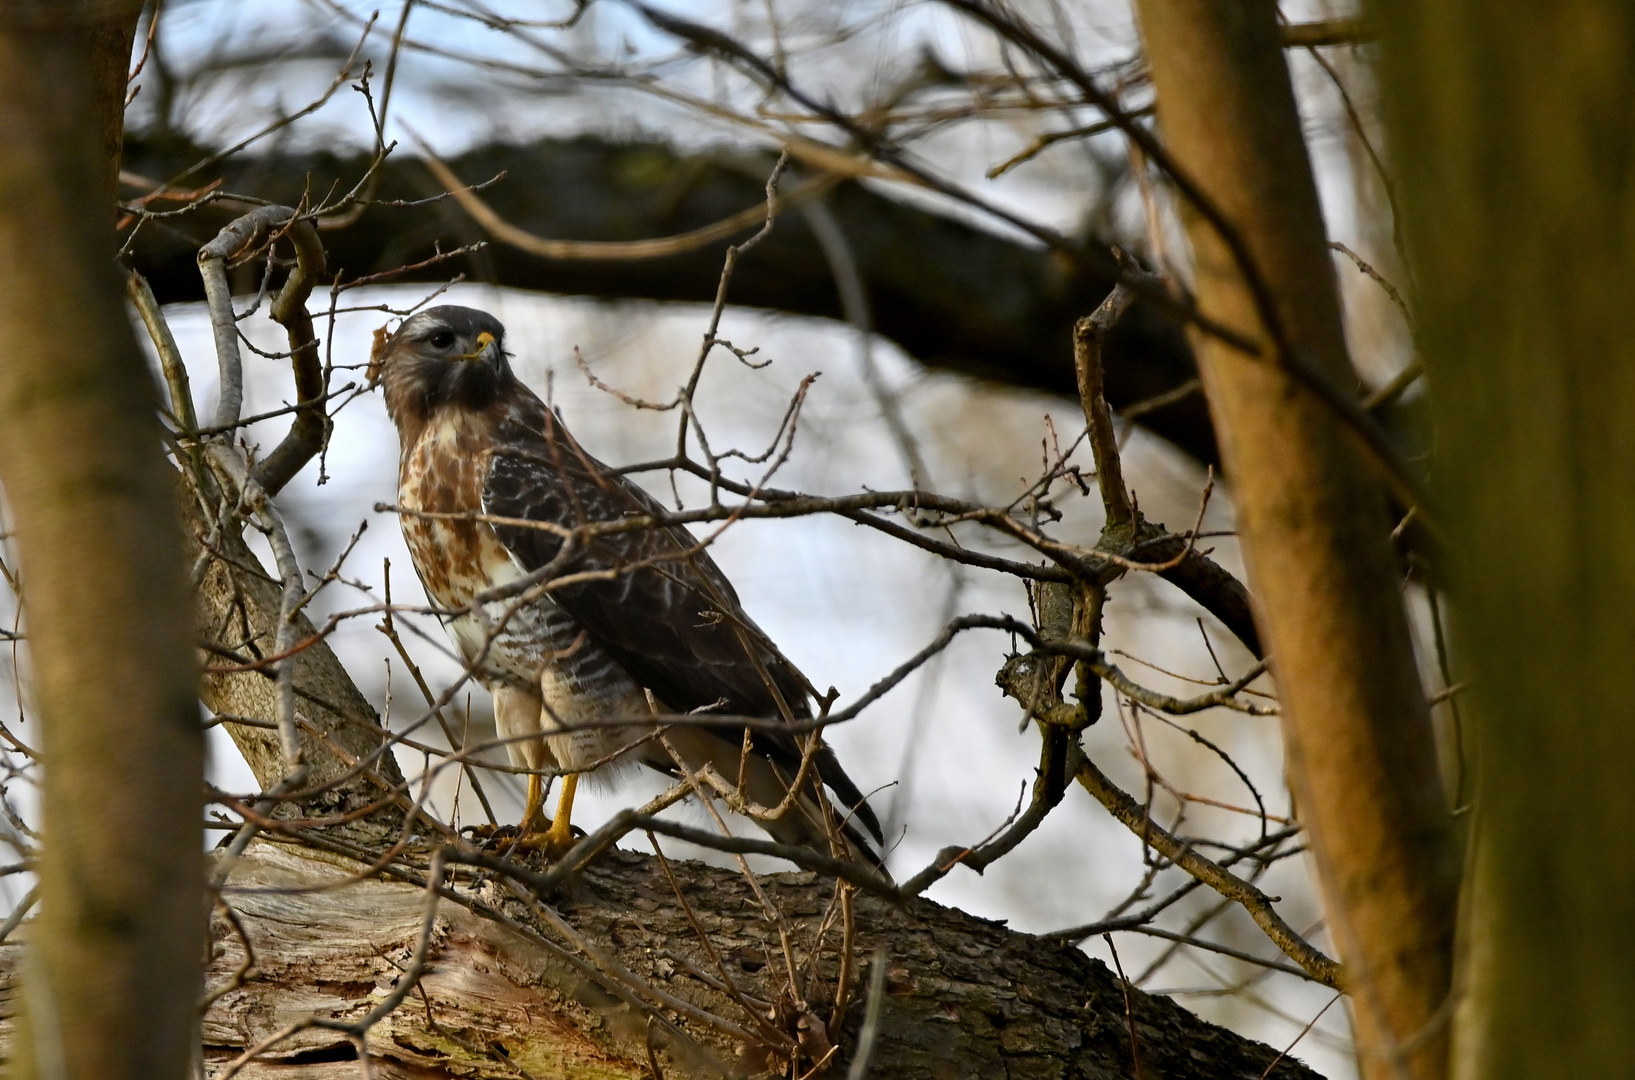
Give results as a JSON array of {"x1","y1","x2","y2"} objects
[
  {"x1": 1075, "y1": 754, "x2": 1339, "y2": 987},
  {"x1": 0, "y1": 886, "x2": 37, "y2": 944},
  {"x1": 1074, "y1": 248, "x2": 1166, "y2": 530},
  {"x1": 1104, "y1": 934, "x2": 1146, "y2": 1080},
  {"x1": 1261, "y1": 993, "x2": 1343, "y2": 1078}
]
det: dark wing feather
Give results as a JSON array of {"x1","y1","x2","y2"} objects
[{"x1": 482, "y1": 412, "x2": 881, "y2": 842}]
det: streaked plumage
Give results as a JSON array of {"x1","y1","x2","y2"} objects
[{"x1": 372, "y1": 306, "x2": 881, "y2": 861}]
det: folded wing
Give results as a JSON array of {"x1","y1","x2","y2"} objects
[{"x1": 481, "y1": 410, "x2": 883, "y2": 847}]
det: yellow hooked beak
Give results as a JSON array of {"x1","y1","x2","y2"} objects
[{"x1": 458, "y1": 331, "x2": 498, "y2": 363}]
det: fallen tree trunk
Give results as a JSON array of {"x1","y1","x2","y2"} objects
[{"x1": 0, "y1": 836, "x2": 1323, "y2": 1079}]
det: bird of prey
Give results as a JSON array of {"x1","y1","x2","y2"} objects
[{"x1": 371, "y1": 305, "x2": 882, "y2": 862}]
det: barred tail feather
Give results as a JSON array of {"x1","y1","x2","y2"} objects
[{"x1": 644, "y1": 728, "x2": 887, "y2": 873}]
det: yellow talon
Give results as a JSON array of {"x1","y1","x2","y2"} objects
[
  {"x1": 520, "y1": 772, "x2": 547, "y2": 834},
  {"x1": 513, "y1": 773, "x2": 579, "y2": 858},
  {"x1": 541, "y1": 773, "x2": 579, "y2": 855}
]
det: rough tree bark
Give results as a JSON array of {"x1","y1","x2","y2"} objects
[
  {"x1": 0, "y1": 837, "x2": 1326, "y2": 1079},
  {"x1": 1377, "y1": 3, "x2": 1635, "y2": 1076},
  {"x1": 0, "y1": 3, "x2": 202, "y2": 1078},
  {"x1": 1131, "y1": 3, "x2": 1456, "y2": 1078}
]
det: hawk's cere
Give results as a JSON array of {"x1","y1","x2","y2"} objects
[{"x1": 372, "y1": 306, "x2": 883, "y2": 862}]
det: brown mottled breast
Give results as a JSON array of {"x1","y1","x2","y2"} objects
[
  {"x1": 396, "y1": 401, "x2": 648, "y2": 747},
  {"x1": 397, "y1": 408, "x2": 518, "y2": 610}
]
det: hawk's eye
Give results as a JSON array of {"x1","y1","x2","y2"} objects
[{"x1": 428, "y1": 330, "x2": 456, "y2": 350}]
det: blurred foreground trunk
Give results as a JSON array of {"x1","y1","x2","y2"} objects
[
  {"x1": 1133, "y1": 3, "x2": 1456, "y2": 1078},
  {"x1": 0, "y1": 3, "x2": 203, "y2": 1078},
  {"x1": 1378, "y1": 3, "x2": 1635, "y2": 1076}
]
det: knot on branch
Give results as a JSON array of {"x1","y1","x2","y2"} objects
[{"x1": 996, "y1": 649, "x2": 1094, "y2": 731}]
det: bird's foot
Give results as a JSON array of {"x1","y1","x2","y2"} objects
[
  {"x1": 461, "y1": 820, "x2": 583, "y2": 860},
  {"x1": 513, "y1": 818, "x2": 585, "y2": 860}
]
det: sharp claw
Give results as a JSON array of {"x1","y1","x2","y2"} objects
[{"x1": 462, "y1": 818, "x2": 581, "y2": 859}]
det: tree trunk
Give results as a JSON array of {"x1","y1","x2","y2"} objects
[
  {"x1": 0, "y1": 3, "x2": 202, "y2": 1078},
  {"x1": 189, "y1": 495, "x2": 407, "y2": 834},
  {"x1": 1131, "y1": 3, "x2": 1456, "y2": 1078},
  {"x1": 1376, "y1": 3, "x2": 1635, "y2": 1076},
  {"x1": 0, "y1": 836, "x2": 1325, "y2": 1079}
]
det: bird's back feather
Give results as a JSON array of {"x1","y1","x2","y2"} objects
[{"x1": 481, "y1": 400, "x2": 884, "y2": 846}]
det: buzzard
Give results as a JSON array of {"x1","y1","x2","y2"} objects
[{"x1": 372, "y1": 306, "x2": 882, "y2": 862}]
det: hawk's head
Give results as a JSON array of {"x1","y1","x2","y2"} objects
[{"x1": 371, "y1": 305, "x2": 517, "y2": 426}]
